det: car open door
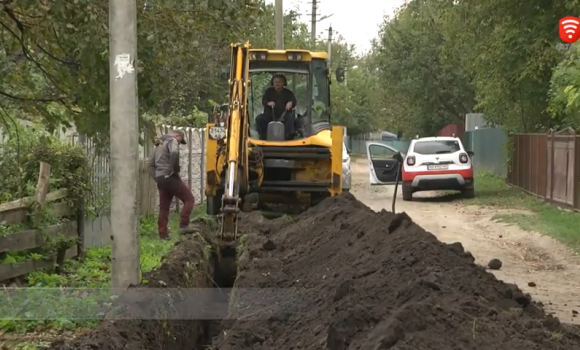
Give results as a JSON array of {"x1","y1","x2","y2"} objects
[{"x1": 366, "y1": 142, "x2": 401, "y2": 185}]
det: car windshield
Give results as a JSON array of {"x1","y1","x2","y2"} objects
[{"x1": 413, "y1": 140, "x2": 461, "y2": 154}]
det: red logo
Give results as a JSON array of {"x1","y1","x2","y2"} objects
[{"x1": 559, "y1": 17, "x2": 580, "y2": 43}]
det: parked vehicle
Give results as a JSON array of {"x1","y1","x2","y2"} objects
[
  {"x1": 365, "y1": 136, "x2": 474, "y2": 201},
  {"x1": 343, "y1": 142, "x2": 351, "y2": 192}
]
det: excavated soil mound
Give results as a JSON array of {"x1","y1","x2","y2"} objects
[
  {"x1": 216, "y1": 193, "x2": 580, "y2": 349},
  {"x1": 47, "y1": 231, "x2": 216, "y2": 350}
]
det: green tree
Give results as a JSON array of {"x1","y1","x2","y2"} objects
[
  {"x1": 548, "y1": 44, "x2": 580, "y2": 129},
  {"x1": 372, "y1": 0, "x2": 475, "y2": 137},
  {"x1": 456, "y1": 0, "x2": 572, "y2": 132},
  {"x1": 0, "y1": 0, "x2": 265, "y2": 138},
  {"x1": 0, "y1": 0, "x2": 397, "y2": 139},
  {"x1": 368, "y1": 0, "x2": 580, "y2": 134}
]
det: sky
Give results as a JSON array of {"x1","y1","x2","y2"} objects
[{"x1": 265, "y1": 0, "x2": 406, "y2": 54}]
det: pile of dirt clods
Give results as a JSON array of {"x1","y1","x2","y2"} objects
[{"x1": 216, "y1": 193, "x2": 580, "y2": 350}]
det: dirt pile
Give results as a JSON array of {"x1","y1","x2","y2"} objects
[
  {"x1": 216, "y1": 193, "x2": 580, "y2": 349},
  {"x1": 47, "y1": 232, "x2": 216, "y2": 350}
]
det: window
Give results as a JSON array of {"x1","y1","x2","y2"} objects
[
  {"x1": 369, "y1": 144, "x2": 397, "y2": 160},
  {"x1": 413, "y1": 140, "x2": 461, "y2": 155},
  {"x1": 310, "y1": 59, "x2": 330, "y2": 124},
  {"x1": 248, "y1": 72, "x2": 309, "y2": 138},
  {"x1": 246, "y1": 59, "x2": 331, "y2": 139}
]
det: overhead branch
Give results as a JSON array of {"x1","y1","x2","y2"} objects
[
  {"x1": 1, "y1": 8, "x2": 70, "y2": 93},
  {"x1": 0, "y1": 89, "x2": 61, "y2": 103}
]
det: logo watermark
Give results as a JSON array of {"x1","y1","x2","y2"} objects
[
  {"x1": 556, "y1": 43, "x2": 573, "y2": 51},
  {"x1": 559, "y1": 17, "x2": 580, "y2": 44}
]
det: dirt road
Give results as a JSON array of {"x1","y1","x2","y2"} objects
[{"x1": 351, "y1": 157, "x2": 580, "y2": 324}]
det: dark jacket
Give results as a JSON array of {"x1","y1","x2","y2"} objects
[
  {"x1": 148, "y1": 134, "x2": 180, "y2": 179},
  {"x1": 262, "y1": 87, "x2": 297, "y2": 119}
]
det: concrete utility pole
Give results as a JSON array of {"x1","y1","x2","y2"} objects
[
  {"x1": 310, "y1": 0, "x2": 317, "y2": 48},
  {"x1": 327, "y1": 25, "x2": 332, "y2": 66},
  {"x1": 109, "y1": 0, "x2": 141, "y2": 289},
  {"x1": 275, "y1": 0, "x2": 284, "y2": 49}
]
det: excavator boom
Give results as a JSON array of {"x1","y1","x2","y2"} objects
[{"x1": 220, "y1": 42, "x2": 251, "y2": 241}]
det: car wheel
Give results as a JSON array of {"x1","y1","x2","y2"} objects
[
  {"x1": 402, "y1": 185, "x2": 413, "y2": 201},
  {"x1": 462, "y1": 188, "x2": 475, "y2": 199}
]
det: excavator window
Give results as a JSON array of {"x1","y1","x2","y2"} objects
[{"x1": 248, "y1": 59, "x2": 330, "y2": 140}]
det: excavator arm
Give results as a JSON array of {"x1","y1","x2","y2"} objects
[{"x1": 220, "y1": 42, "x2": 251, "y2": 241}]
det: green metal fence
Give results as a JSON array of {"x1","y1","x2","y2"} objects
[
  {"x1": 347, "y1": 130, "x2": 507, "y2": 179},
  {"x1": 464, "y1": 128, "x2": 507, "y2": 178},
  {"x1": 347, "y1": 137, "x2": 411, "y2": 155}
]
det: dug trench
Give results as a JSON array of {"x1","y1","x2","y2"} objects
[
  {"x1": 49, "y1": 193, "x2": 580, "y2": 349},
  {"x1": 47, "y1": 222, "x2": 240, "y2": 350}
]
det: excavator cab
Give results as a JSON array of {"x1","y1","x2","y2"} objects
[{"x1": 248, "y1": 50, "x2": 331, "y2": 142}]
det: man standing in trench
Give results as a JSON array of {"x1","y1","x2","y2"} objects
[{"x1": 148, "y1": 129, "x2": 197, "y2": 239}]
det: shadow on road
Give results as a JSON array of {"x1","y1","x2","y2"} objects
[{"x1": 411, "y1": 192, "x2": 464, "y2": 203}]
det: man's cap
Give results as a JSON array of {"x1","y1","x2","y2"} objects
[{"x1": 172, "y1": 129, "x2": 187, "y2": 145}]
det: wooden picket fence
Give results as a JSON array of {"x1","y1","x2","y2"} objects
[{"x1": 0, "y1": 162, "x2": 79, "y2": 282}]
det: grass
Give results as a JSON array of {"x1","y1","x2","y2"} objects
[
  {"x1": 0, "y1": 206, "x2": 208, "y2": 348},
  {"x1": 462, "y1": 171, "x2": 580, "y2": 252}
]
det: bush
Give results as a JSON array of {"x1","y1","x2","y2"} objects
[{"x1": 0, "y1": 124, "x2": 92, "y2": 206}]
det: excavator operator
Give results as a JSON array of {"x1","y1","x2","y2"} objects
[{"x1": 256, "y1": 74, "x2": 298, "y2": 140}]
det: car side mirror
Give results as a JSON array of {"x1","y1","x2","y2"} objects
[
  {"x1": 467, "y1": 151, "x2": 474, "y2": 157},
  {"x1": 392, "y1": 152, "x2": 404, "y2": 162}
]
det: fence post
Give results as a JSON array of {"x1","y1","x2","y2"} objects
[
  {"x1": 515, "y1": 135, "x2": 519, "y2": 187},
  {"x1": 535, "y1": 135, "x2": 540, "y2": 195},
  {"x1": 528, "y1": 135, "x2": 532, "y2": 192},
  {"x1": 200, "y1": 128, "x2": 206, "y2": 205},
  {"x1": 549, "y1": 130, "x2": 555, "y2": 204},
  {"x1": 575, "y1": 135, "x2": 580, "y2": 209},
  {"x1": 187, "y1": 128, "x2": 193, "y2": 189},
  {"x1": 77, "y1": 134, "x2": 86, "y2": 259},
  {"x1": 174, "y1": 127, "x2": 180, "y2": 213},
  {"x1": 33, "y1": 162, "x2": 51, "y2": 227}
]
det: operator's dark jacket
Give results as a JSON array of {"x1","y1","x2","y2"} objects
[{"x1": 262, "y1": 87, "x2": 297, "y2": 119}]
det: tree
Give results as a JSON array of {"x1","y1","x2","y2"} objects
[
  {"x1": 367, "y1": 0, "x2": 580, "y2": 134},
  {"x1": 311, "y1": 35, "x2": 394, "y2": 134},
  {"x1": 0, "y1": 0, "x2": 398, "y2": 139},
  {"x1": 0, "y1": 0, "x2": 266, "y2": 138},
  {"x1": 370, "y1": 0, "x2": 475, "y2": 137},
  {"x1": 455, "y1": 0, "x2": 572, "y2": 132},
  {"x1": 548, "y1": 44, "x2": 580, "y2": 129}
]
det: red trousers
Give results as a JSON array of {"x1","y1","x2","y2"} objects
[{"x1": 156, "y1": 175, "x2": 195, "y2": 238}]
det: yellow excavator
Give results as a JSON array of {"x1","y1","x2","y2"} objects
[{"x1": 204, "y1": 42, "x2": 345, "y2": 241}]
